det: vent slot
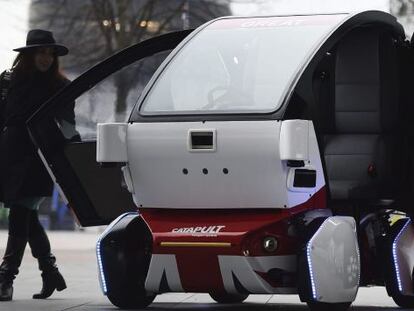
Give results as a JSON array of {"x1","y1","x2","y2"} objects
[{"x1": 189, "y1": 130, "x2": 215, "y2": 151}]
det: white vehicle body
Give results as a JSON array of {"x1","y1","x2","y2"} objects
[
  {"x1": 98, "y1": 120, "x2": 323, "y2": 209},
  {"x1": 27, "y1": 10, "x2": 414, "y2": 311}
]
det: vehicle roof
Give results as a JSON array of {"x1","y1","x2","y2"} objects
[
  {"x1": 207, "y1": 10, "x2": 404, "y2": 40},
  {"x1": 207, "y1": 10, "x2": 405, "y2": 45}
]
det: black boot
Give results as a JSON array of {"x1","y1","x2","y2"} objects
[
  {"x1": 32, "y1": 257, "x2": 67, "y2": 299},
  {"x1": 0, "y1": 235, "x2": 27, "y2": 301},
  {"x1": 29, "y1": 231, "x2": 67, "y2": 299}
]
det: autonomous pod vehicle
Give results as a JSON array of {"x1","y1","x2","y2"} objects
[{"x1": 27, "y1": 10, "x2": 414, "y2": 311}]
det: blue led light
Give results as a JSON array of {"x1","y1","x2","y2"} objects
[
  {"x1": 306, "y1": 219, "x2": 329, "y2": 300},
  {"x1": 96, "y1": 240, "x2": 107, "y2": 294},
  {"x1": 392, "y1": 218, "x2": 411, "y2": 293},
  {"x1": 306, "y1": 242, "x2": 317, "y2": 299},
  {"x1": 96, "y1": 212, "x2": 139, "y2": 295}
]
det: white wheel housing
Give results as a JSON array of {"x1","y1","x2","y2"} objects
[{"x1": 307, "y1": 216, "x2": 360, "y2": 303}]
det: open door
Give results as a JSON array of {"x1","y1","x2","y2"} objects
[{"x1": 27, "y1": 30, "x2": 192, "y2": 226}]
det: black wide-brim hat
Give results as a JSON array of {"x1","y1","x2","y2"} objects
[{"x1": 13, "y1": 29, "x2": 68, "y2": 56}]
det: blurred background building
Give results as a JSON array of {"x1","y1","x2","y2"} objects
[{"x1": 0, "y1": 0, "x2": 410, "y2": 230}]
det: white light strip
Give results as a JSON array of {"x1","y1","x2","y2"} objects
[
  {"x1": 96, "y1": 212, "x2": 139, "y2": 295},
  {"x1": 96, "y1": 241, "x2": 107, "y2": 294},
  {"x1": 392, "y1": 218, "x2": 411, "y2": 293},
  {"x1": 306, "y1": 219, "x2": 329, "y2": 300}
]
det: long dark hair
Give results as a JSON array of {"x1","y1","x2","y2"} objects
[{"x1": 11, "y1": 49, "x2": 66, "y2": 86}]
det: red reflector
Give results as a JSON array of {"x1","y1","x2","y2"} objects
[{"x1": 367, "y1": 163, "x2": 377, "y2": 177}]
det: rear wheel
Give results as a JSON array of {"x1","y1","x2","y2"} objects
[
  {"x1": 209, "y1": 292, "x2": 248, "y2": 303},
  {"x1": 307, "y1": 301, "x2": 351, "y2": 311},
  {"x1": 383, "y1": 218, "x2": 414, "y2": 309}
]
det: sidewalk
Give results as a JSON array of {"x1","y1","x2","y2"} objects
[
  {"x1": 0, "y1": 229, "x2": 105, "y2": 310},
  {"x1": 0, "y1": 228, "x2": 103, "y2": 250},
  {"x1": 0, "y1": 228, "x2": 103, "y2": 251}
]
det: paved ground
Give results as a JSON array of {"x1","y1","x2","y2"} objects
[{"x1": 0, "y1": 229, "x2": 409, "y2": 311}]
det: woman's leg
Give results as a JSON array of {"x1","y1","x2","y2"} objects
[
  {"x1": 28, "y1": 210, "x2": 66, "y2": 299},
  {"x1": 0, "y1": 206, "x2": 30, "y2": 301}
]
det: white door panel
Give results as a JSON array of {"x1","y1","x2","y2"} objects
[{"x1": 127, "y1": 120, "x2": 324, "y2": 209}]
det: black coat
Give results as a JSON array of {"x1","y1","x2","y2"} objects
[{"x1": 0, "y1": 70, "x2": 74, "y2": 203}]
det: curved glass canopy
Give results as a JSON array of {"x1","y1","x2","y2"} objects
[{"x1": 141, "y1": 14, "x2": 347, "y2": 115}]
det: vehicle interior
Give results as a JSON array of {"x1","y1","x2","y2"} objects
[{"x1": 289, "y1": 25, "x2": 414, "y2": 217}]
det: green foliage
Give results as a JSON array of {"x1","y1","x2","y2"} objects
[{"x1": 0, "y1": 205, "x2": 9, "y2": 229}]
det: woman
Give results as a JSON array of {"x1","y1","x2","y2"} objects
[{"x1": 0, "y1": 29, "x2": 76, "y2": 301}]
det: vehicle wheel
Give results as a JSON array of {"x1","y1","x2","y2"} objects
[
  {"x1": 383, "y1": 218, "x2": 414, "y2": 309},
  {"x1": 108, "y1": 291, "x2": 156, "y2": 309},
  {"x1": 391, "y1": 293, "x2": 414, "y2": 308},
  {"x1": 209, "y1": 292, "x2": 248, "y2": 303},
  {"x1": 101, "y1": 217, "x2": 155, "y2": 309},
  {"x1": 307, "y1": 301, "x2": 351, "y2": 311}
]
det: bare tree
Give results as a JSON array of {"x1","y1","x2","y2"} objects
[
  {"x1": 29, "y1": 0, "x2": 230, "y2": 120},
  {"x1": 391, "y1": 0, "x2": 414, "y2": 37},
  {"x1": 391, "y1": 0, "x2": 414, "y2": 15}
]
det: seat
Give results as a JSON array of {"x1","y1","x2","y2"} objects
[{"x1": 323, "y1": 28, "x2": 399, "y2": 204}]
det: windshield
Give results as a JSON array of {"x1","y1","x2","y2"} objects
[{"x1": 140, "y1": 14, "x2": 346, "y2": 115}]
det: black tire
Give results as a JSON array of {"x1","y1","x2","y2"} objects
[
  {"x1": 383, "y1": 218, "x2": 414, "y2": 309},
  {"x1": 391, "y1": 293, "x2": 414, "y2": 308},
  {"x1": 307, "y1": 301, "x2": 351, "y2": 311},
  {"x1": 101, "y1": 217, "x2": 155, "y2": 309},
  {"x1": 209, "y1": 292, "x2": 249, "y2": 303},
  {"x1": 108, "y1": 292, "x2": 156, "y2": 310}
]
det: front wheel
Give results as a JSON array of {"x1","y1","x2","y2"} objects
[
  {"x1": 307, "y1": 301, "x2": 351, "y2": 311},
  {"x1": 391, "y1": 293, "x2": 414, "y2": 308},
  {"x1": 209, "y1": 292, "x2": 248, "y2": 303},
  {"x1": 108, "y1": 292, "x2": 156, "y2": 310},
  {"x1": 99, "y1": 216, "x2": 155, "y2": 309}
]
